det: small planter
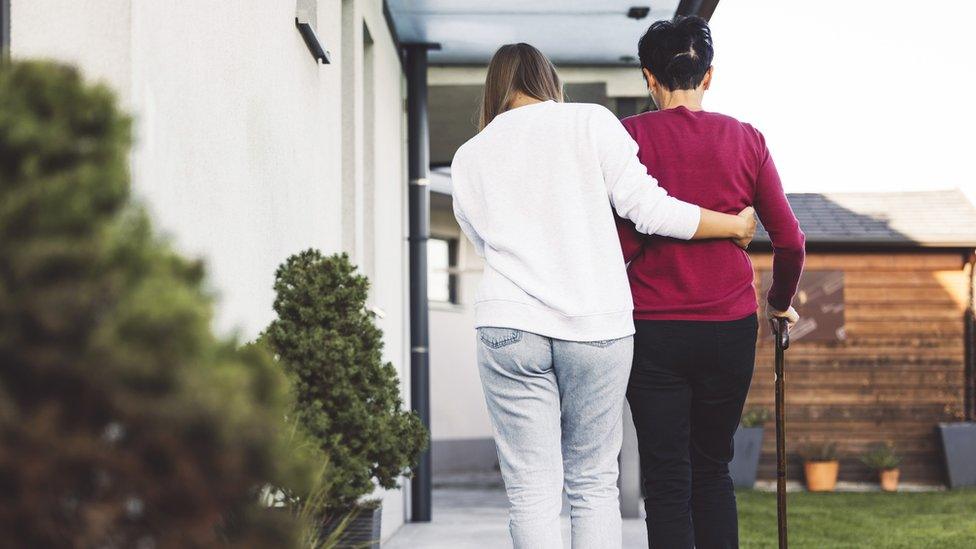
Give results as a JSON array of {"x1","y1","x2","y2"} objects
[
  {"x1": 861, "y1": 441, "x2": 902, "y2": 492},
  {"x1": 804, "y1": 460, "x2": 839, "y2": 492},
  {"x1": 879, "y1": 468, "x2": 900, "y2": 492},
  {"x1": 730, "y1": 426, "x2": 765, "y2": 489},
  {"x1": 322, "y1": 504, "x2": 382, "y2": 549},
  {"x1": 938, "y1": 422, "x2": 976, "y2": 489},
  {"x1": 800, "y1": 442, "x2": 838, "y2": 492}
]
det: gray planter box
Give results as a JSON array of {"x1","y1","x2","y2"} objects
[
  {"x1": 939, "y1": 422, "x2": 976, "y2": 489},
  {"x1": 730, "y1": 426, "x2": 765, "y2": 489},
  {"x1": 322, "y1": 504, "x2": 382, "y2": 548}
]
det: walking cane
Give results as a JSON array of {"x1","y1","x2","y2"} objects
[{"x1": 773, "y1": 317, "x2": 790, "y2": 549}]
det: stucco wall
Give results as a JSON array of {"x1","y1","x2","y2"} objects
[
  {"x1": 11, "y1": 0, "x2": 133, "y2": 103},
  {"x1": 429, "y1": 202, "x2": 491, "y2": 440},
  {"x1": 11, "y1": 0, "x2": 410, "y2": 537}
]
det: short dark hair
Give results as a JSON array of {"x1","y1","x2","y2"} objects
[{"x1": 637, "y1": 16, "x2": 714, "y2": 91}]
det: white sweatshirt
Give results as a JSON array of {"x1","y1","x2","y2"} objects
[{"x1": 450, "y1": 100, "x2": 701, "y2": 341}]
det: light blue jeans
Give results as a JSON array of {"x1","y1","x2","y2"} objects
[{"x1": 477, "y1": 327, "x2": 633, "y2": 549}]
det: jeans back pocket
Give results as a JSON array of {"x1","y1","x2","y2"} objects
[{"x1": 478, "y1": 327, "x2": 523, "y2": 349}]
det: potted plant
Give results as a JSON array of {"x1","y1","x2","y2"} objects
[
  {"x1": 730, "y1": 408, "x2": 771, "y2": 488},
  {"x1": 800, "y1": 442, "x2": 839, "y2": 492},
  {"x1": 860, "y1": 442, "x2": 902, "y2": 492},
  {"x1": 266, "y1": 250, "x2": 429, "y2": 547}
]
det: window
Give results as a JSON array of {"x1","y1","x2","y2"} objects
[{"x1": 428, "y1": 237, "x2": 458, "y2": 304}]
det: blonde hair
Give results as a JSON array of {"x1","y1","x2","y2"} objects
[{"x1": 479, "y1": 43, "x2": 564, "y2": 130}]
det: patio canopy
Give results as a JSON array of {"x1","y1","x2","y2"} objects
[{"x1": 386, "y1": 0, "x2": 720, "y2": 65}]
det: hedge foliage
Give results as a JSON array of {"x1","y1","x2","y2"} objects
[{"x1": 0, "y1": 60, "x2": 313, "y2": 547}]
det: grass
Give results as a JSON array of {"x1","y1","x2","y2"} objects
[{"x1": 736, "y1": 489, "x2": 976, "y2": 548}]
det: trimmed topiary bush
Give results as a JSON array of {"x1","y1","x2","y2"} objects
[
  {"x1": 0, "y1": 60, "x2": 313, "y2": 547},
  {"x1": 266, "y1": 250, "x2": 428, "y2": 511}
]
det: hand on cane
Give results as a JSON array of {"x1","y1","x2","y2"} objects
[{"x1": 767, "y1": 305, "x2": 799, "y2": 331}]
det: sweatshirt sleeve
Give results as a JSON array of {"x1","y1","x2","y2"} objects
[
  {"x1": 752, "y1": 130, "x2": 806, "y2": 311},
  {"x1": 449, "y1": 156, "x2": 486, "y2": 258},
  {"x1": 592, "y1": 107, "x2": 701, "y2": 240},
  {"x1": 453, "y1": 199, "x2": 485, "y2": 258}
]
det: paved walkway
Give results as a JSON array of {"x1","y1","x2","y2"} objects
[
  {"x1": 385, "y1": 485, "x2": 648, "y2": 548},
  {"x1": 384, "y1": 476, "x2": 943, "y2": 547}
]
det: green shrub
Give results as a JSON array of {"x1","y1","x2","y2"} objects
[
  {"x1": 266, "y1": 250, "x2": 428, "y2": 510},
  {"x1": 861, "y1": 442, "x2": 902, "y2": 471},
  {"x1": 740, "y1": 407, "x2": 771, "y2": 428},
  {"x1": 0, "y1": 60, "x2": 310, "y2": 547}
]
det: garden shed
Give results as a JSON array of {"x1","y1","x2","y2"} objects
[{"x1": 747, "y1": 190, "x2": 976, "y2": 484}]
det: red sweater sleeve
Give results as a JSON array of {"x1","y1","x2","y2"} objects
[{"x1": 753, "y1": 131, "x2": 805, "y2": 311}]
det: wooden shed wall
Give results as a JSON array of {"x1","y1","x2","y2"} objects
[{"x1": 747, "y1": 251, "x2": 970, "y2": 484}]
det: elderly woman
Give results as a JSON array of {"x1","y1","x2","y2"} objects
[{"x1": 617, "y1": 16, "x2": 806, "y2": 549}]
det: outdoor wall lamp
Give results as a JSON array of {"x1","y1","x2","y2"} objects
[{"x1": 295, "y1": 17, "x2": 331, "y2": 64}]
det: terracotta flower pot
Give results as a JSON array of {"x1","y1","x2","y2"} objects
[
  {"x1": 879, "y1": 468, "x2": 900, "y2": 492},
  {"x1": 804, "y1": 460, "x2": 839, "y2": 492}
]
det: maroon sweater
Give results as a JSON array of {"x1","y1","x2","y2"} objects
[{"x1": 617, "y1": 106, "x2": 805, "y2": 320}]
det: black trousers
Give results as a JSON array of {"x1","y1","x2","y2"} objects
[{"x1": 627, "y1": 313, "x2": 758, "y2": 549}]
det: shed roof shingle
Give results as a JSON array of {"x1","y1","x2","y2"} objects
[{"x1": 757, "y1": 190, "x2": 976, "y2": 248}]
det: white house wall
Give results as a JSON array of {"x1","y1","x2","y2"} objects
[
  {"x1": 11, "y1": 0, "x2": 410, "y2": 538},
  {"x1": 429, "y1": 202, "x2": 496, "y2": 472},
  {"x1": 11, "y1": 0, "x2": 134, "y2": 104}
]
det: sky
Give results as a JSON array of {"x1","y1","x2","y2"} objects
[{"x1": 705, "y1": 0, "x2": 976, "y2": 205}]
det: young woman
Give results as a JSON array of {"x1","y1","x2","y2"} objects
[
  {"x1": 450, "y1": 43, "x2": 757, "y2": 549},
  {"x1": 617, "y1": 17, "x2": 806, "y2": 549}
]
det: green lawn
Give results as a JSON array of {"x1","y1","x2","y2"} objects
[{"x1": 736, "y1": 490, "x2": 976, "y2": 548}]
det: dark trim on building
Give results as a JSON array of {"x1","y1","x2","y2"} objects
[
  {"x1": 404, "y1": 43, "x2": 437, "y2": 523},
  {"x1": 1, "y1": 0, "x2": 11, "y2": 62},
  {"x1": 675, "y1": 0, "x2": 722, "y2": 21},
  {"x1": 966, "y1": 253, "x2": 976, "y2": 422}
]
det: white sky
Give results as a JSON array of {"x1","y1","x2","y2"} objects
[{"x1": 706, "y1": 0, "x2": 976, "y2": 205}]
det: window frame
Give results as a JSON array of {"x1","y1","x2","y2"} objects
[{"x1": 427, "y1": 235, "x2": 460, "y2": 305}]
